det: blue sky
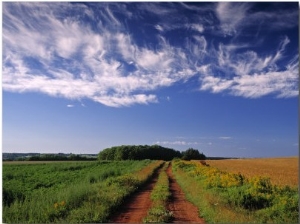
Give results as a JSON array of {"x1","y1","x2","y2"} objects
[{"x1": 2, "y1": 2, "x2": 299, "y2": 157}]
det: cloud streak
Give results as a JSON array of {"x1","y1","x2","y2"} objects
[
  {"x1": 219, "y1": 137, "x2": 232, "y2": 140},
  {"x1": 155, "y1": 141, "x2": 199, "y2": 146},
  {"x1": 3, "y1": 3, "x2": 195, "y2": 107},
  {"x1": 199, "y1": 35, "x2": 298, "y2": 98},
  {"x1": 216, "y1": 2, "x2": 251, "y2": 36},
  {"x1": 3, "y1": 2, "x2": 298, "y2": 107}
]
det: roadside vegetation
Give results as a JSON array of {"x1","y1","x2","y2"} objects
[
  {"x1": 172, "y1": 159, "x2": 299, "y2": 223},
  {"x1": 143, "y1": 162, "x2": 173, "y2": 223},
  {"x1": 3, "y1": 160, "x2": 163, "y2": 223}
]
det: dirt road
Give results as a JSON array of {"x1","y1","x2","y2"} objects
[
  {"x1": 166, "y1": 164, "x2": 205, "y2": 223},
  {"x1": 109, "y1": 163, "x2": 205, "y2": 223},
  {"x1": 109, "y1": 167, "x2": 161, "y2": 223}
]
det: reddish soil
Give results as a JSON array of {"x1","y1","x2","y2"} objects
[
  {"x1": 109, "y1": 163, "x2": 205, "y2": 223},
  {"x1": 166, "y1": 164, "x2": 205, "y2": 223},
  {"x1": 109, "y1": 168, "x2": 161, "y2": 223}
]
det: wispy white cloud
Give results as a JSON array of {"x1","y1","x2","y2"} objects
[
  {"x1": 105, "y1": 5, "x2": 121, "y2": 27},
  {"x1": 155, "y1": 141, "x2": 199, "y2": 146},
  {"x1": 216, "y1": 2, "x2": 251, "y2": 36},
  {"x1": 201, "y1": 76, "x2": 234, "y2": 94},
  {"x1": 2, "y1": 3, "x2": 195, "y2": 107},
  {"x1": 137, "y1": 3, "x2": 177, "y2": 16},
  {"x1": 246, "y1": 6, "x2": 299, "y2": 31},
  {"x1": 155, "y1": 24, "x2": 164, "y2": 32},
  {"x1": 199, "y1": 36, "x2": 298, "y2": 98},
  {"x1": 93, "y1": 94, "x2": 157, "y2": 108},
  {"x1": 67, "y1": 104, "x2": 74, "y2": 108},
  {"x1": 232, "y1": 69, "x2": 298, "y2": 98},
  {"x1": 2, "y1": 2, "x2": 298, "y2": 107},
  {"x1": 219, "y1": 136, "x2": 232, "y2": 140},
  {"x1": 187, "y1": 23, "x2": 204, "y2": 33}
]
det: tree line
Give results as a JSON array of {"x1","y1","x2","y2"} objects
[
  {"x1": 98, "y1": 145, "x2": 206, "y2": 161},
  {"x1": 11, "y1": 154, "x2": 96, "y2": 161}
]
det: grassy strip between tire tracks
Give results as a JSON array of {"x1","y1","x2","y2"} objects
[
  {"x1": 3, "y1": 160, "x2": 164, "y2": 223},
  {"x1": 172, "y1": 159, "x2": 299, "y2": 223},
  {"x1": 143, "y1": 162, "x2": 173, "y2": 223}
]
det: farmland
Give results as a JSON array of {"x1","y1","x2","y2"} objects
[
  {"x1": 3, "y1": 156, "x2": 299, "y2": 223},
  {"x1": 172, "y1": 159, "x2": 298, "y2": 223},
  {"x1": 207, "y1": 157, "x2": 298, "y2": 187},
  {"x1": 3, "y1": 160, "x2": 163, "y2": 223}
]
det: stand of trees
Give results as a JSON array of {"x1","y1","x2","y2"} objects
[
  {"x1": 12, "y1": 154, "x2": 96, "y2": 161},
  {"x1": 27, "y1": 154, "x2": 97, "y2": 161},
  {"x1": 3, "y1": 153, "x2": 98, "y2": 161},
  {"x1": 181, "y1": 148, "x2": 206, "y2": 160},
  {"x1": 98, "y1": 145, "x2": 206, "y2": 161}
]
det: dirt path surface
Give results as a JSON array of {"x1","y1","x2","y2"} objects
[
  {"x1": 167, "y1": 164, "x2": 205, "y2": 223},
  {"x1": 109, "y1": 163, "x2": 205, "y2": 223},
  {"x1": 109, "y1": 167, "x2": 161, "y2": 223}
]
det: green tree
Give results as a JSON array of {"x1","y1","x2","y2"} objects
[
  {"x1": 98, "y1": 145, "x2": 181, "y2": 161},
  {"x1": 182, "y1": 148, "x2": 206, "y2": 160}
]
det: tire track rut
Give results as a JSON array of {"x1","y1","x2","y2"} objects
[
  {"x1": 109, "y1": 163, "x2": 205, "y2": 223},
  {"x1": 109, "y1": 166, "x2": 162, "y2": 223},
  {"x1": 166, "y1": 163, "x2": 205, "y2": 223}
]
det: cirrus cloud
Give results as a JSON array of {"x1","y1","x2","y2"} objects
[
  {"x1": 154, "y1": 141, "x2": 199, "y2": 146},
  {"x1": 3, "y1": 2, "x2": 298, "y2": 107}
]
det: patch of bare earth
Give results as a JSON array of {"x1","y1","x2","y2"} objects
[
  {"x1": 109, "y1": 167, "x2": 161, "y2": 223},
  {"x1": 167, "y1": 164, "x2": 205, "y2": 223},
  {"x1": 109, "y1": 164, "x2": 205, "y2": 223}
]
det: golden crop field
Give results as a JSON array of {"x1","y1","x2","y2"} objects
[{"x1": 207, "y1": 157, "x2": 298, "y2": 187}]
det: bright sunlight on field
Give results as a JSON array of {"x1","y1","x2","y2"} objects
[{"x1": 207, "y1": 157, "x2": 298, "y2": 187}]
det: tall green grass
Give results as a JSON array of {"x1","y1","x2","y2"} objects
[
  {"x1": 143, "y1": 162, "x2": 172, "y2": 223},
  {"x1": 3, "y1": 160, "x2": 161, "y2": 223}
]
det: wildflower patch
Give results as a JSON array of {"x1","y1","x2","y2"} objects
[{"x1": 172, "y1": 160, "x2": 299, "y2": 223}]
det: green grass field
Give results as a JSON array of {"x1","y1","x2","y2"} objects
[
  {"x1": 3, "y1": 160, "x2": 162, "y2": 223},
  {"x1": 3, "y1": 158, "x2": 299, "y2": 223}
]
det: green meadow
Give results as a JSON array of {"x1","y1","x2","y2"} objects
[{"x1": 3, "y1": 160, "x2": 162, "y2": 223}]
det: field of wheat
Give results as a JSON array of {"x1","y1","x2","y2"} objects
[
  {"x1": 207, "y1": 157, "x2": 298, "y2": 187},
  {"x1": 173, "y1": 159, "x2": 299, "y2": 223}
]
